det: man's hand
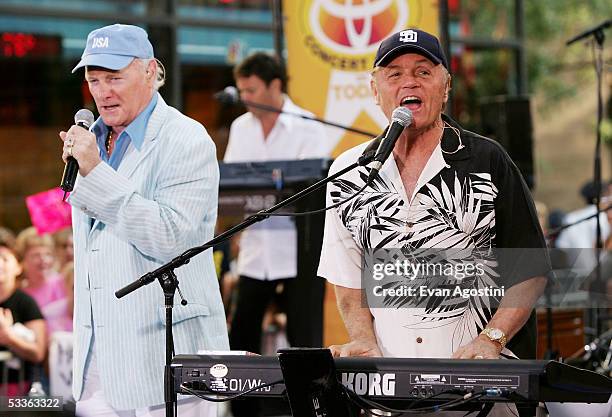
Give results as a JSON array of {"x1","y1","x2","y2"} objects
[
  {"x1": 59, "y1": 125, "x2": 101, "y2": 176},
  {"x1": 452, "y1": 276, "x2": 547, "y2": 360},
  {"x1": 329, "y1": 340, "x2": 382, "y2": 358},
  {"x1": 451, "y1": 334, "x2": 501, "y2": 359},
  {"x1": 331, "y1": 286, "x2": 382, "y2": 357}
]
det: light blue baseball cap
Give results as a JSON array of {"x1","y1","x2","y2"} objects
[{"x1": 72, "y1": 24, "x2": 154, "y2": 73}]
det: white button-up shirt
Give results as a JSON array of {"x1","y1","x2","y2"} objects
[{"x1": 224, "y1": 96, "x2": 332, "y2": 280}]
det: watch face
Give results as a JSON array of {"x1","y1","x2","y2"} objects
[{"x1": 490, "y1": 329, "x2": 503, "y2": 339}]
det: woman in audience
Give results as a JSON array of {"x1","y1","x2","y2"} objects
[
  {"x1": 62, "y1": 262, "x2": 74, "y2": 322},
  {"x1": 14, "y1": 227, "x2": 70, "y2": 334},
  {"x1": 53, "y1": 228, "x2": 73, "y2": 273},
  {"x1": 44, "y1": 262, "x2": 74, "y2": 334},
  {"x1": 0, "y1": 227, "x2": 16, "y2": 250},
  {"x1": 0, "y1": 244, "x2": 46, "y2": 395}
]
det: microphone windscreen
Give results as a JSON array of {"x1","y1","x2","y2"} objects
[
  {"x1": 214, "y1": 86, "x2": 239, "y2": 105},
  {"x1": 391, "y1": 107, "x2": 413, "y2": 127},
  {"x1": 74, "y1": 109, "x2": 95, "y2": 128}
]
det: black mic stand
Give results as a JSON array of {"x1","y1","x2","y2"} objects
[
  {"x1": 114, "y1": 145, "x2": 379, "y2": 417},
  {"x1": 546, "y1": 205, "x2": 612, "y2": 241},
  {"x1": 162, "y1": 270, "x2": 180, "y2": 417},
  {"x1": 567, "y1": 19, "x2": 610, "y2": 339},
  {"x1": 544, "y1": 205, "x2": 612, "y2": 359},
  {"x1": 217, "y1": 89, "x2": 377, "y2": 138}
]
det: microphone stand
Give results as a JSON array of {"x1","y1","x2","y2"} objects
[
  {"x1": 566, "y1": 19, "x2": 610, "y2": 339},
  {"x1": 546, "y1": 205, "x2": 612, "y2": 240},
  {"x1": 218, "y1": 91, "x2": 377, "y2": 138},
  {"x1": 543, "y1": 205, "x2": 612, "y2": 360},
  {"x1": 114, "y1": 145, "x2": 379, "y2": 417},
  {"x1": 566, "y1": 19, "x2": 611, "y2": 46}
]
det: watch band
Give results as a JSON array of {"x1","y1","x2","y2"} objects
[{"x1": 481, "y1": 327, "x2": 507, "y2": 349}]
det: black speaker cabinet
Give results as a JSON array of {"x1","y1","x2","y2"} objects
[{"x1": 479, "y1": 95, "x2": 535, "y2": 189}]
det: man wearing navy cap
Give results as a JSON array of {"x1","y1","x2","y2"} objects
[
  {"x1": 318, "y1": 29, "x2": 549, "y2": 415},
  {"x1": 59, "y1": 24, "x2": 228, "y2": 416}
]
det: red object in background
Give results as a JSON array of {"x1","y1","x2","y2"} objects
[
  {"x1": 1, "y1": 32, "x2": 61, "y2": 58},
  {"x1": 25, "y1": 187, "x2": 72, "y2": 235},
  {"x1": 448, "y1": 0, "x2": 460, "y2": 13}
]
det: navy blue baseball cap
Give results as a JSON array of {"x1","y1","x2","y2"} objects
[
  {"x1": 373, "y1": 28, "x2": 448, "y2": 70},
  {"x1": 72, "y1": 24, "x2": 154, "y2": 73}
]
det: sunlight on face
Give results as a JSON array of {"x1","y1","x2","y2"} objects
[
  {"x1": 0, "y1": 247, "x2": 21, "y2": 288},
  {"x1": 371, "y1": 53, "x2": 450, "y2": 133},
  {"x1": 22, "y1": 245, "x2": 55, "y2": 280},
  {"x1": 236, "y1": 75, "x2": 281, "y2": 119},
  {"x1": 85, "y1": 59, "x2": 155, "y2": 130}
]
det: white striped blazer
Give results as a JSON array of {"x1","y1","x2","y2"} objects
[{"x1": 69, "y1": 94, "x2": 229, "y2": 409}]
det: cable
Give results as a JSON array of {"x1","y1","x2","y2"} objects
[
  {"x1": 343, "y1": 385, "x2": 487, "y2": 415},
  {"x1": 404, "y1": 389, "x2": 467, "y2": 410},
  {"x1": 507, "y1": 403, "x2": 520, "y2": 417},
  {"x1": 360, "y1": 406, "x2": 402, "y2": 417},
  {"x1": 179, "y1": 379, "x2": 284, "y2": 402},
  {"x1": 227, "y1": 137, "x2": 383, "y2": 220},
  {"x1": 240, "y1": 141, "x2": 382, "y2": 218},
  {"x1": 247, "y1": 182, "x2": 369, "y2": 218}
]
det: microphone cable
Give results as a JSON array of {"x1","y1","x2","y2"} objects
[
  {"x1": 243, "y1": 133, "x2": 386, "y2": 219},
  {"x1": 179, "y1": 379, "x2": 284, "y2": 402},
  {"x1": 343, "y1": 386, "x2": 487, "y2": 415},
  {"x1": 252, "y1": 117, "x2": 406, "y2": 218}
]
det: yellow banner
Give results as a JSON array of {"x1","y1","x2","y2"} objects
[{"x1": 283, "y1": 0, "x2": 440, "y2": 157}]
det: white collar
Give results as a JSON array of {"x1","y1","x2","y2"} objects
[
  {"x1": 276, "y1": 95, "x2": 298, "y2": 130},
  {"x1": 384, "y1": 143, "x2": 449, "y2": 203}
]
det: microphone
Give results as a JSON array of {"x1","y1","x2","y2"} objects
[
  {"x1": 214, "y1": 86, "x2": 240, "y2": 105},
  {"x1": 214, "y1": 85, "x2": 379, "y2": 138},
  {"x1": 367, "y1": 107, "x2": 413, "y2": 184},
  {"x1": 358, "y1": 127, "x2": 388, "y2": 166},
  {"x1": 60, "y1": 109, "x2": 95, "y2": 196}
]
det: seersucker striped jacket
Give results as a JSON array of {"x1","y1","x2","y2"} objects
[{"x1": 69, "y1": 94, "x2": 229, "y2": 409}]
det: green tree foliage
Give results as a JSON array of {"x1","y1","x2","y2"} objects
[
  {"x1": 524, "y1": 0, "x2": 611, "y2": 112},
  {"x1": 451, "y1": 0, "x2": 610, "y2": 126}
]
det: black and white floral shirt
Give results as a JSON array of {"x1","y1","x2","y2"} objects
[{"x1": 318, "y1": 116, "x2": 547, "y2": 359}]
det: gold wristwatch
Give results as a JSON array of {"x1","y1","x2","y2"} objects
[{"x1": 480, "y1": 327, "x2": 507, "y2": 349}]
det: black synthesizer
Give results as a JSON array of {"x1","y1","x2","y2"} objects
[{"x1": 172, "y1": 354, "x2": 612, "y2": 404}]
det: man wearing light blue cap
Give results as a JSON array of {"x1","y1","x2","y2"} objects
[
  {"x1": 59, "y1": 24, "x2": 228, "y2": 417},
  {"x1": 71, "y1": 24, "x2": 154, "y2": 73}
]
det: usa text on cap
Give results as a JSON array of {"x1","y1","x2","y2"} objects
[{"x1": 72, "y1": 24, "x2": 154, "y2": 73}]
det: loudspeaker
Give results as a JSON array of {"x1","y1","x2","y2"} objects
[{"x1": 479, "y1": 95, "x2": 535, "y2": 189}]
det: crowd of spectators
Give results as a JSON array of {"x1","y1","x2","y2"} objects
[{"x1": 0, "y1": 225, "x2": 73, "y2": 396}]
